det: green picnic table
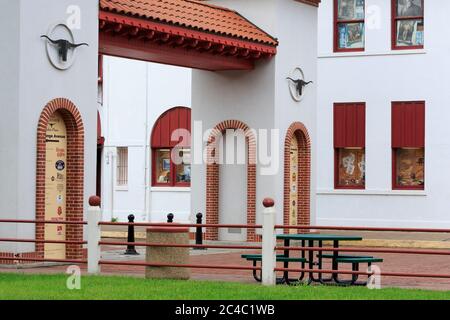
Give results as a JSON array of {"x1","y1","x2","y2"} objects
[{"x1": 276, "y1": 234, "x2": 365, "y2": 285}]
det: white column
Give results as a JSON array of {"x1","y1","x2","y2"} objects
[
  {"x1": 262, "y1": 198, "x2": 276, "y2": 286},
  {"x1": 87, "y1": 196, "x2": 101, "y2": 274}
]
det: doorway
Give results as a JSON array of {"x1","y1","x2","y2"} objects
[{"x1": 218, "y1": 130, "x2": 248, "y2": 242}]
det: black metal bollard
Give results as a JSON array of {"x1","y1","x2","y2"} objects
[
  {"x1": 124, "y1": 214, "x2": 139, "y2": 255},
  {"x1": 194, "y1": 212, "x2": 206, "y2": 250},
  {"x1": 167, "y1": 213, "x2": 174, "y2": 223}
]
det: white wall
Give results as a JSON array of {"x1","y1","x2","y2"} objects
[
  {"x1": 0, "y1": 0, "x2": 21, "y2": 253},
  {"x1": 273, "y1": 0, "x2": 318, "y2": 226},
  {"x1": 0, "y1": 0, "x2": 98, "y2": 253},
  {"x1": 100, "y1": 56, "x2": 192, "y2": 223},
  {"x1": 317, "y1": 0, "x2": 450, "y2": 227}
]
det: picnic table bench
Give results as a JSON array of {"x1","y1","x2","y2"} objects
[{"x1": 241, "y1": 254, "x2": 307, "y2": 283}]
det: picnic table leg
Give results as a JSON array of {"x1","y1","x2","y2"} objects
[
  {"x1": 283, "y1": 239, "x2": 290, "y2": 285},
  {"x1": 307, "y1": 240, "x2": 315, "y2": 284},
  {"x1": 317, "y1": 240, "x2": 324, "y2": 283},
  {"x1": 331, "y1": 240, "x2": 354, "y2": 286},
  {"x1": 351, "y1": 263, "x2": 359, "y2": 285},
  {"x1": 298, "y1": 240, "x2": 306, "y2": 281},
  {"x1": 252, "y1": 260, "x2": 262, "y2": 282},
  {"x1": 332, "y1": 240, "x2": 340, "y2": 283}
]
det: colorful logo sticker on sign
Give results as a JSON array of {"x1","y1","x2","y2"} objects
[{"x1": 55, "y1": 160, "x2": 65, "y2": 171}]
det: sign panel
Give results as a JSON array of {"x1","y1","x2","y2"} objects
[
  {"x1": 289, "y1": 138, "x2": 299, "y2": 234},
  {"x1": 44, "y1": 112, "x2": 67, "y2": 259}
]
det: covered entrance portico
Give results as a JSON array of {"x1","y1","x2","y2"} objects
[{"x1": 0, "y1": 0, "x2": 319, "y2": 262}]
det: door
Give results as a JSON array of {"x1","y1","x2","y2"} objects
[
  {"x1": 44, "y1": 111, "x2": 67, "y2": 259},
  {"x1": 289, "y1": 138, "x2": 299, "y2": 234},
  {"x1": 218, "y1": 130, "x2": 247, "y2": 241}
]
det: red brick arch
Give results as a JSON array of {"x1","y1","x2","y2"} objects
[
  {"x1": 36, "y1": 98, "x2": 85, "y2": 259},
  {"x1": 284, "y1": 122, "x2": 311, "y2": 232},
  {"x1": 205, "y1": 120, "x2": 257, "y2": 241}
]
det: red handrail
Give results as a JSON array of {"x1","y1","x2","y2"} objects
[
  {"x1": 0, "y1": 219, "x2": 87, "y2": 225},
  {"x1": 275, "y1": 225, "x2": 450, "y2": 233},
  {"x1": 99, "y1": 260, "x2": 260, "y2": 271},
  {"x1": 0, "y1": 256, "x2": 87, "y2": 264},
  {"x1": 274, "y1": 267, "x2": 450, "y2": 279},
  {"x1": 99, "y1": 222, "x2": 262, "y2": 229},
  {"x1": 0, "y1": 238, "x2": 87, "y2": 245},
  {"x1": 276, "y1": 246, "x2": 450, "y2": 256},
  {"x1": 99, "y1": 241, "x2": 262, "y2": 250}
]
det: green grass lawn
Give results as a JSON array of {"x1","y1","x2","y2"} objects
[{"x1": 0, "y1": 273, "x2": 449, "y2": 300}]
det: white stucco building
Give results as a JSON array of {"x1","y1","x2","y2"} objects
[{"x1": 316, "y1": 0, "x2": 450, "y2": 228}]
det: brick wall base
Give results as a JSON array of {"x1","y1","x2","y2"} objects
[{"x1": 0, "y1": 252, "x2": 41, "y2": 265}]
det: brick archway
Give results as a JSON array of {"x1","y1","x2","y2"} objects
[
  {"x1": 206, "y1": 120, "x2": 257, "y2": 241},
  {"x1": 284, "y1": 122, "x2": 311, "y2": 232},
  {"x1": 36, "y1": 98, "x2": 85, "y2": 259}
]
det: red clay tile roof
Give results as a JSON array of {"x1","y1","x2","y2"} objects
[{"x1": 99, "y1": 0, "x2": 278, "y2": 46}]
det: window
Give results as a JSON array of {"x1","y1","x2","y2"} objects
[
  {"x1": 392, "y1": 101, "x2": 425, "y2": 189},
  {"x1": 334, "y1": 103, "x2": 366, "y2": 189},
  {"x1": 334, "y1": 0, "x2": 365, "y2": 52},
  {"x1": 116, "y1": 147, "x2": 128, "y2": 186},
  {"x1": 392, "y1": 0, "x2": 424, "y2": 50},
  {"x1": 151, "y1": 107, "x2": 191, "y2": 187}
]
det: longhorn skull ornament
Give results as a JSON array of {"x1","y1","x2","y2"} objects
[
  {"x1": 41, "y1": 35, "x2": 89, "y2": 62},
  {"x1": 286, "y1": 77, "x2": 313, "y2": 97}
]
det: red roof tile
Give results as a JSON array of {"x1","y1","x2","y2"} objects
[{"x1": 99, "y1": 0, "x2": 278, "y2": 46}]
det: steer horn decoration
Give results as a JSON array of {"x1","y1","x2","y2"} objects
[
  {"x1": 286, "y1": 77, "x2": 313, "y2": 97},
  {"x1": 41, "y1": 35, "x2": 89, "y2": 62}
]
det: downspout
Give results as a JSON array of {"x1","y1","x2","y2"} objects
[
  {"x1": 105, "y1": 57, "x2": 115, "y2": 221},
  {"x1": 143, "y1": 64, "x2": 151, "y2": 221}
]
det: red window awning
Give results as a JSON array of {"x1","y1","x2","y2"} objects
[
  {"x1": 392, "y1": 101, "x2": 425, "y2": 148},
  {"x1": 334, "y1": 103, "x2": 366, "y2": 148},
  {"x1": 151, "y1": 107, "x2": 191, "y2": 148}
]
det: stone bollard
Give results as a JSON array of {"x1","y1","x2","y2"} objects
[{"x1": 145, "y1": 226, "x2": 190, "y2": 280}]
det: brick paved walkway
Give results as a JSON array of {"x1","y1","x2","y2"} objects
[{"x1": 2, "y1": 242, "x2": 450, "y2": 291}]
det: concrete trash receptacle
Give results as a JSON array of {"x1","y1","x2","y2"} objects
[{"x1": 145, "y1": 226, "x2": 190, "y2": 280}]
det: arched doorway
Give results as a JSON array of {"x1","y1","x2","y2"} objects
[
  {"x1": 284, "y1": 122, "x2": 311, "y2": 233},
  {"x1": 36, "y1": 98, "x2": 85, "y2": 259},
  {"x1": 206, "y1": 120, "x2": 256, "y2": 241}
]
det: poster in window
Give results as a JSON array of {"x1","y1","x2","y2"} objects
[
  {"x1": 396, "y1": 20, "x2": 424, "y2": 46},
  {"x1": 396, "y1": 148, "x2": 424, "y2": 187},
  {"x1": 338, "y1": 0, "x2": 365, "y2": 20},
  {"x1": 338, "y1": 23, "x2": 365, "y2": 49},
  {"x1": 156, "y1": 149, "x2": 171, "y2": 184},
  {"x1": 337, "y1": 148, "x2": 365, "y2": 187},
  {"x1": 175, "y1": 149, "x2": 191, "y2": 183},
  {"x1": 396, "y1": 0, "x2": 423, "y2": 17}
]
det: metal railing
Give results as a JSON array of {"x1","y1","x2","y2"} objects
[{"x1": 1, "y1": 196, "x2": 449, "y2": 287}]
